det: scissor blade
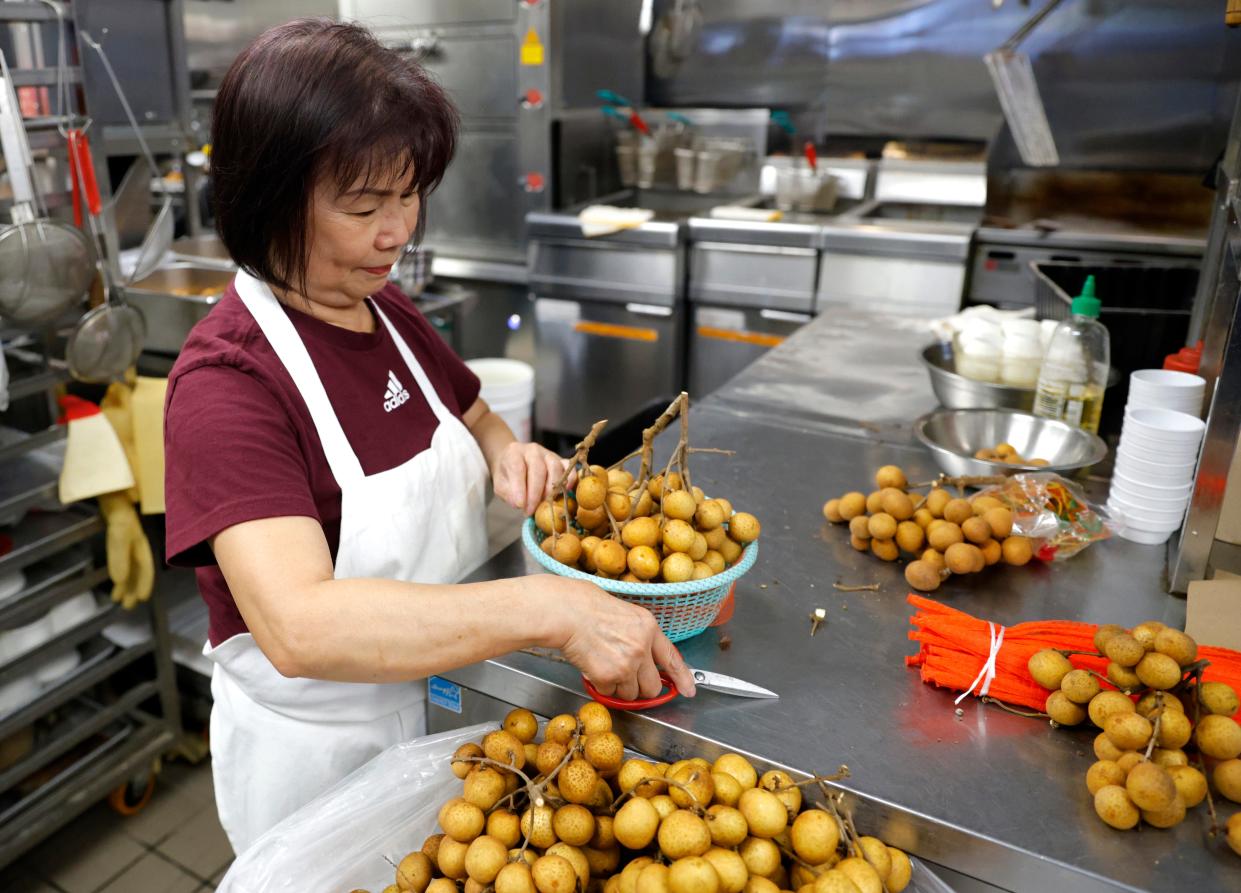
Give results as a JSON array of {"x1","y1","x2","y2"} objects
[{"x1": 690, "y1": 669, "x2": 779, "y2": 699}]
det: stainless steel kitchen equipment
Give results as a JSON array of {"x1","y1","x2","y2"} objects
[
  {"x1": 527, "y1": 209, "x2": 685, "y2": 443},
  {"x1": 124, "y1": 262, "x2": 231, "y2": 355},
  {"x1": 921, "y1": 342, "x2": 1035, "y2": 412},
  {"x1": 346, "y1": 0, "x2": 644, "y2": 270},
  {"x1": 914, "y1": 408, "x2": 1107, "y2": 478}
]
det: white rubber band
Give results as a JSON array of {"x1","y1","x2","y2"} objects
[{"x1": 955, "y1": 621, "x2": 1006, "y2": 706}]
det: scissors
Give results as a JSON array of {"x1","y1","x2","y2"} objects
[{"x1": 583, "y1": 669, "x2": 778, "y2": 711}]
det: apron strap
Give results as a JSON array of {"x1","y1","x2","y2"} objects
[
  {"x1": 372, "y1": 302, "x2": 456, "y2": 425},
  {"x1": 234, "y1": 271, "x2": 365, "y2": 487}
]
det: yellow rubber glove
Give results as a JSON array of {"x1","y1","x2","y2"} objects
[
  {"x1": 100, "y1": 376, "x2": 141, "y2": 505},
  {"x1": 97, "y1": 492, "x2": 154, "y2": 610}
]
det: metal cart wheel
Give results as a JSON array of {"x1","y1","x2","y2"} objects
[{"x1": 107, "y1": 760, "x2": 158, "y2": 816}]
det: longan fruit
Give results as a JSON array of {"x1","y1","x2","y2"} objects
[
  {"x1": 994, "y1": 442, "x2": 1016, "y2": 458},
  {"x1": 961, "y1": 516, "x2": 992, "y2": 545},
  {"x1": 856, "y1": 837, "x2": 890, "y2": 883},
  {"x1": 659, "y1": 809, "x2": 713, "y2": 859},
  {"x1": 870, "y1": 538, "x2": 899, "y2": 562},
  {"x1": 886, "y1": 848, "x2": 911, "y2": 893},
  {"x1": 628, "y1": 545, "x2": 661, "y2": 580},
  {"x1": 546, "y1": 843, "x2": 589, "y2": 890},
  {"x1": 738, "y1": 836, "x2": 780, "y2": 877},
  {"x1": 487, "y1": 810, "x2": 522, "y2": 848},
  {"x1": 813, "y1": 872, "x2": 862, "y2": 893},
  {"x1": 880, "y1": 489, "x2": 914, "y2": 521},
  {"x1": 1167, "y1": 765, "x2": 1208, "y2": 807},
  {"x1": 1136, "y1": 652, "x2": 1183, "y2": 690},
  {"x1": 689, "y1": 532, "x2": 708, "y2": 561},
  {"x1": 943, "y1": 498, "x2": 972, "y2": 525},
  {"x1": 1094, "y1": 732, "x2": 1125, "y2": 762},
  {"x1": 1061, "y1": 669, "x2": 1101, "y2": 705},
  {"x1": 1086, "y1": 760, "x2": 1126, "y2": 795},
  {"x1": 1094, "y1": 785, "x2": 1139, "y2": 830},
  {"x1": 920, "y1": 548, "x2": 946, "y2": 573},
  {"x1": 621, "y1": 858, "x2": 656, "y2": 893},
  {"x1": 895, "y1": 520, "x2": 925, "y2": 553},
  {"x1": 838, "y1": 492, "x2": 866, "y2": 521},
  {"x1": 636, "y1": 862, "x2": 671, "y2": 893},
  {"x1": 623, "y1": 516, "x2": 661, "y2": 549},
  {"x1": 484, "y1": 730, "x2": 526, "y2": 770},
  {"x1": 496, "y1": 863, "x2": 537, "y2": 893},
  {"x1": 1116, "y1": 752, "x2": 1143, "y2": 775},
  {"x1": 822, "y1": 499, "x2": 844, "y2": 523},
  {"x1": 759, "y1": 769, "x2": 800, "y2": 820},
  {"x1": 1151, "y1": 748, "x2": 1188, "y2": 769},
  {"x1": 664, "y1": 519, "x2": 697, "y2": 553},
  {"x1": 875, "y1": 465, "x2": 907, "y2": 490},
  {"x1": 865, "y1": 490, "x2": 885, "y2": 515},
  {"x1": 1140, "y1": 795, "x2": 1186, "y2": 830},
  {"x1": 452, "y1": 743, "x2": 484, "y2": 779},
  {"x1": 1093, "y1": 623, "x2": 1127, "y2": 654},
  {"x1": 1104, "y1": 713, "x2": 1153, "y2": 751},
  {"x1": 1213, "y1": 759, "x2": 1241, "y2": 803},
  {"x1": 669, "y1": 857, "x2": 721, "y2": 893},
  {"x1": 580, "y1": 536, "x2": 602, "y2": 571},
  {"x1": 532, "y1": 855, "x2": 577, "y2": 893},
  {"x1": 1103, "y1": 634, "x2": 1145, "y2": 668},
  {"x1": 440, "y1": 798, "x2": 486, "y2": 843},
  {"x1": 464, "y1": 766, "x2": 507, "y2": 811},
  {"x1": 904, "y1": 559, "x2": 942, "y2": 592},
  {"x1": 1107, "y1": 661, "x2": 1142, "y2": 693},
  {"x1": 977, "y1": 538, "x2": 1000, "y2": 566},
  {"x1": 535, "y1": 501, "x2": 568, "y2": 535},
  {"x1": 867, "y1": 512, "x2": 897, "y2": 540},
  {"x1": 713, "y1": 754, "x2": 758, "y2": 789},
  {"x1": 577, "y1": 505, "x2": 607, "y2": 529},
  {"x1": 540, "y1": 537, "x2": 557, "y2": 558},
  {"x1": 703, "y1": 848, "x2": 747, "y2": 893},
  {"x1": 632, "y1": 490, "x2": 656, "y2": 518},
  {"x1": 705, "y1": 804, "x2": 747, "y2": 847},
  {"x1": 790, "y1": 809, "x2": 839, "y2": 865},
  {"x1": 928, "y1": 522, "x2": 964, "y2": 552},
  {"x1": 397, "y1": 851, "x2": 434, "y2": 893},
  {"x1": 1196, "y1": 714, "x2": 1241, "y2": 759},
  {"x1": 663, "y1": 490, "x2": 698, "y2": 522},
  {"x1": 696, "y1": 500, "x2": 726, "y2": 531},
  {"x1": 728, "y1": 512, "x2": 761, "y2": 544},
  {"x1": 1230, "y1": 813, "x2": 1241, "y2": 857},
  {"x1": 1153, "y1": 627, "x2": 1197, "y2": 666},
  {"x1": 662, "y1": 552, "x2": 696, "y2": 583},
  {"x1": 1131, "y1": 621, "x2": 1165, "y2": 651},
  {"x1": 594, "y1": 540, "x2": 628, "y2": 576},
  {"x1": 718, "y1": 538, "x2": 743, "y2": 565},
  {"x1": 584, "y1": 731, "x2": 624, "y2": 774},
  {"x1": 924, "y1": 488, "x2": 951, "y2": 518},
  {"x1": 609, "y1": 468, "x2": 635, "y2": 491},
  {"x1": 846, "y1": 515, "x2": 870, "y2": 541},
  {"x1": 422, "y1": 833, "x2": 444, "y2": 865},
  {"x1": 669, "y1": 765, "x2": 714, "y2": 810},
  {"x1": 1028, "y1": 649, "x2": 1074, "y2": 690},
  {"x1": 976, "y1": 506, "x2": 1012, "y2": 539},
  {"x1": 615, "y1": 797, "x2": 661, "y2": 849},
  {"x1": 835, "y1": 857, "x2": 883, "y2": 893},
  {"x1": 1126, "y1": 761, "x2": 1176, "y2": 812},
  {"x1": 1001, "y1": 536, "x2": 1033, "y2": 566},
  {"x1": 1088, "y1": 690, "x2": 1135, "y2": 728},
  {"x1": 944, "y1": 542, "x2": 980, "y2": 575},
  {"x1": 738, "y1": 788, "x2": 787, "y2": 839},
  {"x1": 1046, "y1": 691, "x2": 1087, "y2": 725},
  {"x1": 702, "y1": 550, "x2": 726, "y2": 573},
  {"x1": 520, "y1": 804, "x2": 557, "y2": 849},
  {"x1": 437, "y1": 837, "x2": 470, "y2": 879},
  {"x1": 974, "y1": 448, "x2": 995, "y2": 460},
  {"x1": 560, "y1": 758, "x2": 600, "y2": 805},
  {"x1": 576, "y1": 475, "x2": 607, "y2": 511},
  {"x1": 913, "y1": 508, "x2": 935, "y2": 529},
  {"x1": 1201, "y1": 681, "x2": 1240, "y2": 716},
  {"x1": 606, "y1": 489, "x2": 633, "y2": 522},
  {"x1": 465, "y1": 835, "x2": 509, "y2": 885}
]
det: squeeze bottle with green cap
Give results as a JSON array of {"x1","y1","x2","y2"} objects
[{"x1": 1033, "y1": 275, "x2": 1110, "y2": 433}]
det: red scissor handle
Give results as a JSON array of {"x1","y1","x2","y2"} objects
[
  {"x1": 582, "y1": 673, "x2": 678, "y2": 711},
  {"x1": 68, "y1": 128, "x2": 102, "y2": 216}
]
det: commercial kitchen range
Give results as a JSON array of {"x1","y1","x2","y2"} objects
[{"x1": 434, "y1": 307, "x2": 1232, "y2": 893}]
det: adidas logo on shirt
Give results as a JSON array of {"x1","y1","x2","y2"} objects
[{"x1": 383, "y1": 370, "x2": 411, "y2": 413}]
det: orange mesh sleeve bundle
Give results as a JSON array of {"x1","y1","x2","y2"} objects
[{"x1": 906, "y1": 593, "x2": 1241, "y2": 716}]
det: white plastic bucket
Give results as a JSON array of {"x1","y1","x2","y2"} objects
[{"x1": 467, "y1": 359, "x2": 535, "y2": 443}]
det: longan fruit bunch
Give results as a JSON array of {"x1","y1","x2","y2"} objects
[
  {"x1": 535, "y1": 465, "x2": 759, "y2": 585},
  {"x1": 971, "y1": 442, "x2": 1049, "y2": 467},
  {"x1": 373, "y1": 704, "x2": 917, "y2": 893},
  {"x1": 1026, "y1": 623, "x2": 1241, "y2": 845},
  {"x1": 821, "y1": 466, "x2": 1035, "y2": 592}
]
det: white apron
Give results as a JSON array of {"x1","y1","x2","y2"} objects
[{"x1": 205, "y1": 271, "x2": 490, "y2": 854}]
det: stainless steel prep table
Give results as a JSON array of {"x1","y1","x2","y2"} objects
[{"x1": 446, "y1": 310, "x2": 1233, "y2": 892}]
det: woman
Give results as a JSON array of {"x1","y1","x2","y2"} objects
[{"x1": 164, "y1": 18, "x2": 694, "y2": 854}]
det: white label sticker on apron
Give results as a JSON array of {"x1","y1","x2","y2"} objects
[{"x1": 428, "y1": 676, "x2": 463, "y2": 713}]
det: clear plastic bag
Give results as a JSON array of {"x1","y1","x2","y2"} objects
[
  {"x1": 218, "y1": 723, "x2": 494, "y2": 893},
  {"x1": 973, "y1": 472, "x2": 1111, "y2": 561},
  {"x1": 218, "y1": 721, "x2": 957, "y2": 893}
]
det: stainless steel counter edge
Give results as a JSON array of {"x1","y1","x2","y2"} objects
[
  {"x1": 817, "y1": 222, "x2": 973, "y2": 261},
  {"x1": 974, "y1": 226, "x2": 1206, "y2": 257},
  {"x1": 687, "y1": 217, "x2": 822, "y2": 248},
  {"x1": 527, "y1": 211, "x2": 682, "y2": 249},
  {"x1": 440, "y1": 656, "x2": 1142, "y2": 893}
]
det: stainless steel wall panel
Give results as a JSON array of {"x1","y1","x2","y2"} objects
[
  {"x1": 528, "y1": 241, "x2": 680, "y2": 307},
  {"x1": 689, "y1": 243, "x2": 817, "y2": 313}
]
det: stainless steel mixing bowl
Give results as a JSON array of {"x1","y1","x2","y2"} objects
[
  {"x1": 921, "y1": 342, "x2": 1035, "y2": 411},
  {"x1": 914, "y1": 408, "x2": 1108, "y2": 477}
]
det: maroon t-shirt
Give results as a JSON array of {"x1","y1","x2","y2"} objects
[{"x1": 164, "y1": 282, "x2": 481, "y2": 646}]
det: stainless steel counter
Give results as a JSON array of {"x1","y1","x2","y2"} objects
[{"x1": 449, "y1": 310, "x2": 1234, "y2": 892}]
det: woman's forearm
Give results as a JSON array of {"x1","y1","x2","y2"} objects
[
  {"x1": 272, "y1": 574, "x2": 572, "y2": 682},
  {"x1": 465, "y1": 401, "x2": 518, "y2": 471}
]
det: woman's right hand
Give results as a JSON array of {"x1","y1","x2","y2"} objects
[{"x1": 552, "y1": 579, "x2": 697, "y2": 703}]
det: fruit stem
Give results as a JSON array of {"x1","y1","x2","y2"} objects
[
  {"x1": 1054, "y1": 649, "x2": 1100, "y2": 659},
  {"x1": 1193, "y1": 755, "x2": 1221, "y2": 837},
  {"x1": 636, "y1": 393, "x2": 687, "y2": 494},
  {"x1": 608, "y1": 448, "x2": 643, "y2": 472},
  {"x1": 979, "y1": 696, "x2": 1049, "y2": 719},
  {"x1": 814, "y1": 781, "x2": 861, "y2": 859},
  {"x1": 831, "y1": 582, "x2": 879, "y2": 592},
  {"x1": 1143, "y1": 693, "x2": 1163, "y2": 761}
]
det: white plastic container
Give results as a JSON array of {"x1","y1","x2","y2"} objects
[
  {"x1": 1122, "y1": 408, "x2": 1206, "y2": 446},
  {"x1": 467, "y1": 359, "x2": 535, "y2": 443}
]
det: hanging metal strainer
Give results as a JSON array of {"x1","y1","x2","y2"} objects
[
  {"x1": 0, "y1": 53, "x2": 93, "y2": 324},
  {"x1": 64, "y1": 128, "x2": 144, "y2": 383}
]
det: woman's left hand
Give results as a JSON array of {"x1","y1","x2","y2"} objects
[{"x1": 492, "y1": 442, "x2": 572, "y2": 516}]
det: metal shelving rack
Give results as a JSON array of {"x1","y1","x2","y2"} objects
[{"x1": 1, "y1": 1, "x2": 181, "y2": 870}]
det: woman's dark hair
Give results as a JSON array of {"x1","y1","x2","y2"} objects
[{"x1": 211, "y1": 18, "x2": 457, "y2": 295}]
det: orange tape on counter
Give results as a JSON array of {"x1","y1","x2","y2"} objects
[
  {"x1": 696, "y1": 326, "x2": 786, "y2": 348},
  {"x1": 573, "y1": 321, "x2": 659, "y2": 342}
]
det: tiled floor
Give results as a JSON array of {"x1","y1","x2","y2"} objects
[{"x1": 10, "y1": 758, "x2": 232, "y2": 893}]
